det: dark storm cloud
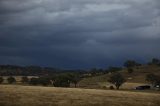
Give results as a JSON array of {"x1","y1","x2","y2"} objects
[{"x1": 0, "y1": 0, "x2": 160, "y2": 69}]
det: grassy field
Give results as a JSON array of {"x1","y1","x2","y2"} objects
[{"x1": 0, "y1": 85, "x2": 160, "y2": 106}]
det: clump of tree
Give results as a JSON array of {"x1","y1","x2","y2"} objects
[
  {"x1": 0, "y1": 65, "x2": 64, "y2": 76},
  {"x1": 38, "y1": 77, "x2": 50, "y2": 86},
  {"x1": 21, "y1": 76, "x2": 29, "y2": 84},
  {"x1": 51, "y1": 74, "x2": 71, "y2": 87},
  {"x1": 0, "y1": 77, "x2": 4, "y2": 84},
  {"x1": 108, "y1": 73, "x2": 126, "y2": 90},
  {"x1": 127, "y1": 68, "x2": 134, "y2": 74},
  {"x1": 29, "y1": 77, "x2": 39, "y2": 85},
  {"x1": 29, "y1": 77, "x2": 50, "y2": 86},
  {"x1": 108, "y1": 66, "x2": 122, "y2": 73},
  {"x1": 124, "y1": 60, "x2": 141, "y2": 68},
  {"x1": 7, "y1": 76, "x2": 16, "y2": 84},
  {"x1": 89, "y1": 68, "x2": 105, "y2": 76},
  {"x1": 69, "y1": 73, "x2": 81, "y2": 88},
  {"x1": 49, "y1": 73, "x2": 82, "y2": 88},
  {"x1": 27, "y1": 72, "x2": 82, "y2": 87},
  {"x1": 124, "y1": 60, "x2": 140, "y2": 74}
]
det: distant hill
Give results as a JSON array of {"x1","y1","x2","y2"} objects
[
  {"x1": 0, "y1": 65, "x2": 84, "y2": 76},
  {"x1": 79, "y1": 65, "x2": 160, "y2": 88}
]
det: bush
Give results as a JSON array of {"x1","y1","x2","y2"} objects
[
  {"x1": 108, "y1": 73, "x2": 126, "y2": 90},
  {"x1": 29, "y1": 78, "x2": 39, "y2": 85},
  {"x1": 68, "y1": 73, "x2": 81, "y2": 88},
  {"x1": 21, "y1": 76, "x2": 29, "y2": 84},
  {"x1": 7, "y1": 76, "x2": 16, "y2": 84},
  {"x1": 29, "y1": 77, "x2": 50, "y2": 86},
  {"x1": 38, "y1": 77, "x2": 50, "y2": 86},
  {"x1": 52, "y1": 74, "x2": 71, "y2": 87},
  {"x1": 109, "y1": 86, "x2": 114, "y2": 90},
  {"x1": 0, "y1": 77, "x2": 4, "y2": 84},
  {"x1": 127, "y1": 68, "x2": 134, "y2": 74}
]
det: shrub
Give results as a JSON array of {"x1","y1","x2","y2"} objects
[
  {"x1": 109, "y1": 86, "x2": 114, "y2": 90},
  {"x1": 7, "y1": 76, "x2": 16, "y2": 84},
  {"x1": 29, "y1": 78, "x2": 39, "y2": 85},
  {"x1": 0, "y1": 77, "x2": 4, "y2": 84},
  {"x1": 52, "y1": 74, "x2": 70, "y2": 87},
  {"x1": 38, "y1": 77, "x2": 50, "y2": 86},
  {"x1": 21, "y1": 76, "x2": 29, "y2": 84},
  {"x1": 127, "y1": 68, "x2": 134, "y2": 74}
]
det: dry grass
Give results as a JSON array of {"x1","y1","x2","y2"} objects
[
  {"x1": 97, "y1": 82, "x2": 147, "y2": 89},
  {"x1": 0, "y1": 85, "x2": 160, "y2": 106}
]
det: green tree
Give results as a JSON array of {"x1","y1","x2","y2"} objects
[
  {"x1": 29, "y1": 77, "x2": 39, "y2": 85},
  {"x1": 53, "y1": 74, "x2": 71, "y2": 87},
  {"x1": 124, "y1": 60, "x2": 139, "y2": 68},
  {"x1": 0, "y1": 77, "x2": 4, "y2": 84},
  {"x1": 38, "y1": 77, "x2": 50, "y2": 86},
  {"x1": 108, "y1": 73, "x2": 126, "y2": 90},
  {"x1": 21, "y1": 76, "x2": 29, "y2": 84},
  {"x1": 69, "y1": 73, "x2": 81, "y2": 88},
  {"x1": 7, "y1": 76, "x2": 16, "y2": 84}
]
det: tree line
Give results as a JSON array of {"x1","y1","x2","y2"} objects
[
  {"x1": 0, "y1": 73, "x2": 82, "y2": 88},
  {"x1": 0, "y1": 58, "x2": 159, "y2": 76},
  {"x1": 0, "y1": 65, "x2": 84, "y2": 76}
]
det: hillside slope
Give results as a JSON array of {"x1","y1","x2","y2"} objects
[{"x1": 79, "y1": 65, "x2": 160, "y2": 89}]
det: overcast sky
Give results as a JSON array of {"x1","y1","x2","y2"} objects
[{"x1": 0, "y1": 0, "x2": 160, "y2": 69}]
